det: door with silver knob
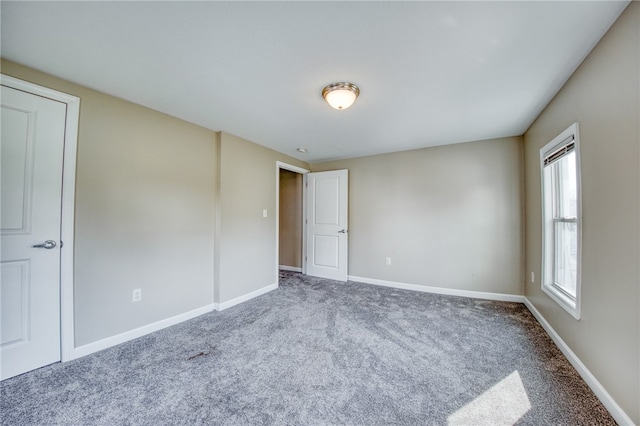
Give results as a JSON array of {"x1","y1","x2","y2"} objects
[
  {"x1": 1, "y1": 83, "x2": 66, "y2": 380},
  {"x1": 32, "y1": 240, "x2": 57, "y2": 249},
  {"x1": 306, "y1": 169, "x2": 349, "y2": 282}
]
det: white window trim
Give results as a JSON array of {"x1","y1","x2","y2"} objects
[{"x1": 539, "y1": 122, "x2": 582, "y2": 320}]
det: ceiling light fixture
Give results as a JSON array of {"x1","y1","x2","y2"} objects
[
  {"x1": 297, "y1": 147, "x2": 308, "y2": 153},
  {"x1": 322, "y1": 82, "x2": 360, "y2": 110}
]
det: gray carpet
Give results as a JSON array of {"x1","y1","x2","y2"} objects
[{"x1": 1, "y1": 271, "x2": 615, "y2": 425}]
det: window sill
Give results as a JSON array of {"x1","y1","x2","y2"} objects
[{"x1": 542, "y1": 283, "x2": 581, "y2": 320}]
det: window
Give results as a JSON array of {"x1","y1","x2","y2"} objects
[{"x1": 540, "y1": 123, "x2": 581, "y2": 319}]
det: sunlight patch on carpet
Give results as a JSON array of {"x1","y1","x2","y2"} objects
[{"x1": 447, "y1": 370, "x2": 531, "y2": 426}]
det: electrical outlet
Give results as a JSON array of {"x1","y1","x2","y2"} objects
[
  {"x1": 262, "y1": 209, "x2": 268, "y2": 218},
  {"x1": 530, "y1": 272, "x2": 535, "y2": 283},
  {"x1": 133, "y1": 288, "x2": 142, "y2": 302},
  {"x1": 385, "y1": 257, "x2": 391, "y2": 266}
]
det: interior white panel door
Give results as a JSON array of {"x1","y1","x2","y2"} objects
[
  {"x1": 1, "y1": 85, "x2": 66, "y2": 380},
  {"x1": 306, "y1": 170, "x2": 348, "y2": 281}
]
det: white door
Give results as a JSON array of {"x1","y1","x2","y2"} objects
[
  {"x1": 305, "y1": 170, "x2": 348, "y2": 281},
  {"x1": 1, "y1": 85, "x2": 66, "y2": 380}
]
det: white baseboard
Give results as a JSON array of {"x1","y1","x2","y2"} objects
[
  {"x1": 70, "y1": 283, "x2": 279, "y2": 361},
  {"x1": 349, "y1": 275, "x2": 525, "y2": 303},
  {"x1": 72, "y1": 304, "x2": 216, "y2": 359},
  {"x1": 279, "y1": 265, "x2": 302, "y2": 273},
  {"x1": 523, "y1": 297, "x2": 634, "y2": 426},
  {"x1": 214, "y1": 282, "x2": 278, "y2": 311}
]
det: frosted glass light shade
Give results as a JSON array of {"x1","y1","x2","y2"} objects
[{"x1": 322, "y1": 82, "x2": 359, "y2": 110}]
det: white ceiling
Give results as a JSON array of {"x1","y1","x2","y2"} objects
[{"x1": 1, "y1": 1, "x2": 629, "y2": 163}]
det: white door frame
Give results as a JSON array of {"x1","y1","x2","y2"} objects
[
  {"x1": 275, "y1": 161, "x2": 309, "y2": 281},
  {"x1": 1, "y1": 74, "x2": 79, "y2": 362}
]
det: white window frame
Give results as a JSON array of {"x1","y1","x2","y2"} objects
[{"x1": 539, "y1": 122, "x2": 582, "y2": 320}]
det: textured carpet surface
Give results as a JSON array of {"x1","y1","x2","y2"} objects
[{"x1": 1, "y1": 271, "x2": 615, "y2": 425}]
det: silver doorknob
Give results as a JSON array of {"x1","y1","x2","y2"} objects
[
  {"x1": 338, "y1": 229, "x2": 347, "y2": 234},
  {"x1": 32, "y1": 240, "x2": 57, "y2": 249}
]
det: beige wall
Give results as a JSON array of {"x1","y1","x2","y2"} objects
[
  {"x1": 1, "y1": 59, "x2": 217, "y2": 346},
  {"x1": 279, "y1": 169, "x2": 303, "y2": 268},
  {"x1": 523, "y1": 3, "x2": 639, "y2": 423},
  {"x1": 312, "y1": 136, "x2": 524, "y2": 296},
  {"x1": 216, "y1": 132, "x2": 308, "y2": 303},
  {"x1": 1, "y1": 59, "x2": 311, "y2": 343}
]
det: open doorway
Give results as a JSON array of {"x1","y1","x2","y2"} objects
[
  {"x1": 276, "y1": 162, "x2": 309, "y2": 278},
  {"x1": 279, "y1": 169, "x2": 303, "y2": 271},
  {"x1": 276, "y1": 162, "x2": 349, "y2": 283}
]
